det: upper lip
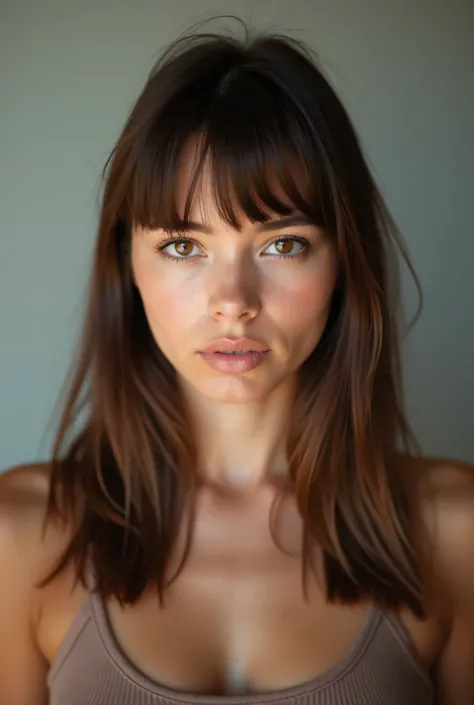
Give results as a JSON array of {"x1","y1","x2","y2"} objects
[{"x1": 199, "y1": 337, "x2": 270, "y2": 354}]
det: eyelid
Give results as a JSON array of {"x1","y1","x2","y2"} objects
[{"x1": 156, "y1": 235, "x2": 202, "y2": 250}]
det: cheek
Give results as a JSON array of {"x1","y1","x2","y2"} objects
[
  {"x1": 135, "y1": 262, "x2": 204, "y2": 350},
  {"x1": 265, "y1": 268, "x2": 336, "y2": 338}
]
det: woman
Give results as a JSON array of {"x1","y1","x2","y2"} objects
[{"x1": 0, "y1": 23, "x2": 473, "y2": 705}]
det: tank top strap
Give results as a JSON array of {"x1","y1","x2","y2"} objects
[
  {"x1": 46, "y1": 595, "x2": 93, "y2": 688},
  {"x1": 47, "y1": 560, "x2": 97, "y2": 688},
  {"x1": 379, "y1": 608, "x2": 431, "y2": 683}
]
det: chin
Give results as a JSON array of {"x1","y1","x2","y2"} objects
[{"x1": 193, "y1": 375, "x2": 278, "y2": 405}]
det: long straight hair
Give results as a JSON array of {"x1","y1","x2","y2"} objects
[{"x1": 42, "y1": 20, "x2": 425, "y2": 616}]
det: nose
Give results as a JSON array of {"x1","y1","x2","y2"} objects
[{"x1": 207, "y1": 257, "x2": 261, "y2": 323}]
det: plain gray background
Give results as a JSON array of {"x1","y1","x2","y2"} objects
[{"x1": 1, "y1": 0, "x2": 473, "y2": 471}]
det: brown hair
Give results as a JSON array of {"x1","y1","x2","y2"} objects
[{"x1": 43, "y1": 20, "x2": 425, "y2": 616}]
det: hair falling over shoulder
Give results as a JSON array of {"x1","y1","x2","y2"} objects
[{"x1": 41, "y1": 18, "x2": 426, "y2": 617}]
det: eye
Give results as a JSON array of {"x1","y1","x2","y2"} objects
[
  {"x1": 157, "y1": 238, "x2": 204, "y2": 260},
  {"x1": 262, "y1": 237, "x2": 309, "y2": 257}
]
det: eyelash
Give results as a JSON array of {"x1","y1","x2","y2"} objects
[{"x1": 155, "y1": 235, "x2": 311, "y2": 263}]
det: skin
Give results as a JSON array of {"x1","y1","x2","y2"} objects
[{"x1": 0, "y1": 150, "x2": 473, "y2": 702}]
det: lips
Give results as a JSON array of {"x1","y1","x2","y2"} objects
[
  {"x1": 199, "y1": 337, "x2": 270, "y2": 354},
  {"x1": 198, "y1": 337, "x2": 270, "y2": 374}
]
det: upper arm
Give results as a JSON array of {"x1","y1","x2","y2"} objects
[
  {"x1": 422, "y1": 460, "x2": 474, "y2": 704},
  {"x1": 0, "y1": 466, "x2": 51, "y2": 705}
]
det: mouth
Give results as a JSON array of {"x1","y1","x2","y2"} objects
[
  {"x1": 198, "y1": 338, "x2": 270, "y2": 374},
  {"x1": 199, "y1": 337, "x2": 270, "y2": 355},
  {"x1": 215, "y1": 350, "x2": 255, "y2": 355}
]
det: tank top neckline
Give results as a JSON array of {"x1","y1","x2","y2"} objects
[{"x1": 88, "y1": 587, "x2": 384, "y2": 703}]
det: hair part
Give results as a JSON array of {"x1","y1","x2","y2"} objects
[{"x1": 41, "y1": 19, "x2": 425, "y2": 617}]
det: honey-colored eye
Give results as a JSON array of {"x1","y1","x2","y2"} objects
[
  {"x1": 159, "y1": 238, "x2": 204, "y2": 259},
  {"x1": 274, "y1": 239, "x2": 294, "y2": 255},
  {"x1": 263, "y1": 238, "x2": 307, "y2": 257},
  {"x1": 174, "y1": 240, "x2": 194, "y2": 256}
]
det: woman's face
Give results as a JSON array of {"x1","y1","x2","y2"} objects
[{"x1": 131, "y1": 153, "x2": 338, "y2": 405}]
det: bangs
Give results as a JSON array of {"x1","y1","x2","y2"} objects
[{"x1": 122, "y1": 61, "x2": 337, "y2": 234}]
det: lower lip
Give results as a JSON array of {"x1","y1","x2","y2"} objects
[{"x1": 198, "y1": 351, "x2": 269, "y2": 374}]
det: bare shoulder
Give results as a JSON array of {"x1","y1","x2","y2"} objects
[
  {"x1": 0, "y1": 462, "x2": 51, "y2": 511},
  {"x1": 0, "y1": 464, "x2": 62, "y2": 702},
  {"x1": 421, "y1": 455, "x2": 474, "y2": 590},
  {"x1": 400, "y1": 454, "x2": 474, "y2": 701},
  {"x1": 0, "y1": 463, "x2": 87, "y2": 670},
  {"x1": 398, "y1": 452, "x2": 474, "y2": 608},
  {"x1": 0, "y1": 463, "x2": 57, "y2": 584},
  {"x1": 408, "y1": 453, "x2": 474, "y2": 498},
  {"x1": 0, "y1": 461, "x2": 82, "y2": 585},
  {"x1": 0, "y1": 463, "x2": 51, "y2": 543},
  {"x1": 399, "y1": 453, "x2": 474, "y2": 560},
  {"x1": 403, "y1": 454, "x2": 474, "y2": 537}
]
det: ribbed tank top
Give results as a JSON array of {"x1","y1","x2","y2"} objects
[{"x1": 47, "y1": 588, "x2": 434, "y2": 704}]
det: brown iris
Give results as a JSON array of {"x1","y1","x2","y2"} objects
[
  {"x1": 175, "y1": 240, "x2": 194, "y2": 256},
  {"x1": 274, "y1": 239, "x2": 294, "y2": 255}
]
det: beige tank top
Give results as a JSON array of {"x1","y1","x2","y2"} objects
[{"x1": 46, "y1": 586, "x2": 434, "y2": 704}]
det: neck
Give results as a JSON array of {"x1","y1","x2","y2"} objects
[{"x1": 182, "y1": 380, "x2": 296, "y2": 491}]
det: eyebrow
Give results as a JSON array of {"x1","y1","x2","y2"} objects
[{"x1": 176, "y1": 213, "x2": 315, "y2": 235}]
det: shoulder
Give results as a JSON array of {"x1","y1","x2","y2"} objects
[
  {"x1": 0, "y1": 463, "x2": 52, "y2": 552},
  {"x1": 398, "y1": 453, "x2": 474, "y2": 615},
  {"x1": 422, "y1": 456, "x2": 474, "y2": 600},
  {"x1": 0, "y1": 464, "x2": 89, "y2": 666},
  {"x1": 0, "y1": 464, "x2": 84, "y2": 700},
  {"x1": 0, "y1": 464, "x2": 51, "y2": 582},
  {"x1": 399, "y1": 453, "x2": 474, "y2": 575},
  {"x1": 0, "y1": 463, "x2": 70, "y2": 607},
  {"x1": 402, "y1": 453, "x2": 474, "y2": 554},
  {"x1": 398, "y1": 454, "x2": 474, "y2": 699},
  {"x1": 0, "y1": 462, "x2": 51, "y2": 509},
  {"x1": 0, "y1": 465, "x2": 52, "y2": 671}
]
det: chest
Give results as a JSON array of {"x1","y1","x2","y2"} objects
[
  {"x1": 108, "y1": 549, "x2": 371, "y2": 695},
  {"x1": 44, "y1": 489, "x2": 442, "y2": 697}
]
